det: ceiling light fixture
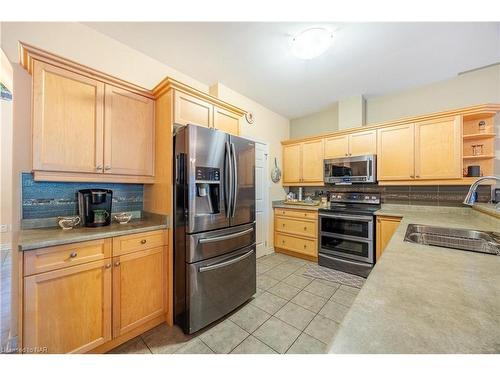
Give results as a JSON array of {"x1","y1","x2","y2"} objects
[{"x1": 291, "y1": 27, "x2": 333, "y2": 60}]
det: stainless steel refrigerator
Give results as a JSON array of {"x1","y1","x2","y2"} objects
[{"x1": 173, "y1": 124, "x2": 256, "y2": 334}]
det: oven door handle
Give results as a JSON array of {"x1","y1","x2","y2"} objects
[
  {"x1": 319, "y1": 213, "x2": 373, "y2": 221},
  {"x1": 198, "y1": 249, "x2": 254, "y2": 273}
]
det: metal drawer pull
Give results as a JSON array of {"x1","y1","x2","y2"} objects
[
  {"x1": 114, "y1": 261, "x2": 120, "y2": 267},
  {"x1": 105, "y1": 263, "x2": 111, "y2": 269},
  {"x1": 304, "y1": 226, "x2": 307, "y2": 230},
  {"x1": 198, "y1": 250, "x2": 254, "y2": 273},
  {"x1": 199, "y1": 228, "x2": 254, "y2": 244},
  {"x1": 70, "y1": 251, "x2": 78, "y2": 258},
  {"x1": 140, "y1": 239, "x2": 147, "y2": 244}
]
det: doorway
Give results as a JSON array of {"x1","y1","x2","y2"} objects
[{"x1": 254, "y1": 141, "x2": 271, "y2": 258}]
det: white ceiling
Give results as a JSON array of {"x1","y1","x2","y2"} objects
[{"x1": 84, "y1": 22, "x2": 500, "y2": 119}]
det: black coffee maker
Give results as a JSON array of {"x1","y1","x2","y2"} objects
[{"x1": 78, "y1": 189, "x2": 113, "y2": 227}]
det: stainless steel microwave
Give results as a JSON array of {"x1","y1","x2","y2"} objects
[{"x1": 324, "y1": 155, "x2": 376, "y2": 184}]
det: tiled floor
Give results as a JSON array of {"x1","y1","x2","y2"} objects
[{"x1": 109, "y1": 252, "x2": 361, "y2": 354}]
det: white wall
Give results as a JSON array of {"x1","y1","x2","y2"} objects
[
  {"x1": 290, "y1": 103, "x2": 338, "y2": 138},
  {"x1": 210, "y1": 83, "x2": 289, "y2": 251}
]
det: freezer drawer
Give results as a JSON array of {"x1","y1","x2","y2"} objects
[
  {"x1": 186, "y1": 222, "x2": 255, "y2": 263},
  {"x1": 186, "y1": 245, "x2": 256, "y2": 334}
]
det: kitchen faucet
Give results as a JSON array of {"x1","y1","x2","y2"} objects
[{"x1": 463, "y1": 175, "x2": 500, "y2": 208}]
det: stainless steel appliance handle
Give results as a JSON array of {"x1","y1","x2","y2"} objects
[
  {"x1": 230, "y1": 142, "x2": 238, "y2": 217},
  {"x1": 225, "y1": 141, "x2": 233, "y2": 218},
  {"x1": 198, "y1": 227, "x2": 254, "y2": 244},
  {"x1": 198, "y1": 249, "x2": 254, "y2": 273},
  {"x1": 319, "y1": 213, "x2": 373, "y2": 222}
]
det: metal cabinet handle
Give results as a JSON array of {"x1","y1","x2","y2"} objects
[
  {"x1": 303, "y1": 226, "x2": 307, "y2": 230},
  {"x1": 140, "y1": 239, "x2": 147, "y2": 244},
  {"x1": 303, "y1": 244, "x2": 307, "y2": 249},
  {"x1": 410, "y1": 175, "x2": 415, "y2": 178},
  {"x1": 114, "y1": 261, "x2": 120, "y2": 267},
  {"x1": 70, "y1": 251, "x2": 77, "y2": 258},
  {"x1": 96, "y1": 165, "x2": 103, "y2": 170},
  {"x1": 105, "y1": 263, "x2": 111, "y2": 269}
]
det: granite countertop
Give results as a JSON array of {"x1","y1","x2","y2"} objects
[
  {"x1": 329, "y1": 204, "x2": 500, "y2": 353},
  {"x1": 272, "y1": 200, "x2": 324, "y2": 211},
  {"x1": 472, "y1": 202, "x2": 500, "y2": 219},
  {"x1": 18, "y1": 212, "x2": 169, "y2": 251}
]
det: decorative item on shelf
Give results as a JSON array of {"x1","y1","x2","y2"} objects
[
  {"x1": 478, "y1": 120, "x2": 486, "y2": 133},
  {"x1": 245, "y1": 111, "x2": 254, "y2": 124},
  {"x1": 271, "y1": 157, "x2": 282, "y2": 183},
  {"x1": 471, "y1": 144, "x2": 484, "y2": 156},
  {"x1": 113, "y1": 212, "x2": 132, "y2": 224},
  {"x1": 57, "y1": 216, "x2": 80, "y2": 230},
  {"x1": 467, "y1": 165, "x2": 481, "y2": 177}
]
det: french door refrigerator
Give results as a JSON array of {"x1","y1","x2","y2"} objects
[{"x1": 173, "y1": 124, "x2": 256, "y2": 334}]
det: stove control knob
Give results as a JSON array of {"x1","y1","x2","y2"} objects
[
  {"x1": 364, "y1": 196, "x2": 369, "y2": 200},
  {"x1": 371, "y1": 196, "x2": 377, "y2": 200}
]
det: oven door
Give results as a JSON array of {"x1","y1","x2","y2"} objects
[{"x1": 319, "y1": 234, "x2": 374, "y2": 264}]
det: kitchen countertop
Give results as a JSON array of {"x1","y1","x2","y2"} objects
[
  {"x1": 472, "y1": 202, "x2": 500, "y2": 219},
  {"x1": 329, "y1": 204, "x2": 500, "y2": 353},
  {"x1": 272, "y1": 200, "x2": 324, "y2": 211},
  {"x1": 18, "y1": 212, "x2": 169, "y2": 251}
]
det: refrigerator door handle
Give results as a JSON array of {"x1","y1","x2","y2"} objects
[
  {"x1": 224, "y1": 141, "x2": 232, "y2": 218},
  {"x1": 198, "y1": 227, "x2": 254, "y2": 244},
  {"x1": 230, "y1": 142, "x2": 238, "y2": 217},
  {"x1": 198, "y1": 249, "x2": 254, "y2": 273}
]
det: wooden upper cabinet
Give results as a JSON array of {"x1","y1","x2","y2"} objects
[
  {"x1": 32, "y1": 60, "x2": 104, "y2": 173},
  {"x1": 377, "y1": 124, "x2": 415, "y2": 180},
  {"x1": 414, "y1": 116, "x2": 462, "y2": 180},
  {"x1": 23, "y1": 259, "x2": 112, "y2": 353},
  {"x1": 112, "y1": 247, "x2": 165, "y2": 338},
  {"x1": 214, "y1": 106, "x2": 240, "y2": 135},
  {"x1": 301, "y1": 139, "x2": 324, "y2": 182},
  {"x1": 104, "y1": 85, "x2": 155, "y2": 176},
  {"x1": 283, "y1": 143, "x2": 302, "y2": 183},
  {"x1": 348, "y1": 130, "x2": 377, "y2": 156},
  {"x1": 324, "y1": 135, "x2": 349, "y2": 159},
  {"x1": 174, "y1": 90, "x2": 213, "y2": 128}
]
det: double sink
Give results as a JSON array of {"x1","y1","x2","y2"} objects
[{"x1": 404, "y1": 224, "x2": 500, "y2": 256}]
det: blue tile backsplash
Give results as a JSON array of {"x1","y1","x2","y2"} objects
[{"x1": 22, "y1": 173, "x2": 144, "y2": 220}]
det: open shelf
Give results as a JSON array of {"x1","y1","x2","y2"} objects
[
  {"x1": 463, "y1": 155, "x2": 495, "y2": 160},
  {"x1": 462, "y1": 133, "x2": 496, "y2": 140}
]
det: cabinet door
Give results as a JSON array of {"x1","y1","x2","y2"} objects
[
  {"x1": 174, "y1": 90, "x2": 213, "y2": 128},
  {"x1": 282, "y1": 143, "x2": 302, "y2": 183},
  {"x1": 348, "y1": 130, "x2": 377, "y2": 156},
  {"x1": 214, "y1": 106, "x2": 240, "y2": 135},
  {"x1": 32, "y1": 60, "x2": 104, "y2": 173},
  {"x1": 414, "y1": 116, "x2": 462, "y2": 180},
  {"x1": 376, "y1": 216, "x2": 402, "y2": 260},
  {"x1": 324, "y1": 135, "x2": 349, "y2": 159},
  {"x1": 112, "y1": 247, "x2": 165, "y2": 338},
  {"x1": 104, "y1": 85, "x2": 154, "y2": 176},
  {"x1": 301, "y1": 139, "x2": 324, "y2": 183},
  {"x1": 24, "y1": 260, "x2": 112, "y2": 353},
  {"x1": 377, "y1": 124, "x2": 415, "y2": 180}
]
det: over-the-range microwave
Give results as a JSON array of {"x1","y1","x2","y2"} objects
[{"x1": 324, "y1": 154, "x2": 376, "y2": 184}]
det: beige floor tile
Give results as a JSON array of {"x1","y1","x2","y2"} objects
[
  {"x1": 304, "y1": 279, "x2": 338, "y2": 299},
  {"x1": 291, "y1": 290, "x2": 328, "y2": 313},
  {"x1": 304, "y1": 315, "x2": 339, "y2": 344},
  {"x1": 253, "y1": 317, "x2": 301, "y2": 354},
  {"x1": 250, "y1": 291, "x2": 288, "y2": 314},
  {"x1": 339, "y1": 284, "x2": 361, "y2": 295},
  {"x1": 141, "y1": 323, "x2": 191, "y2": 354},
  {"x1": 318, "y1": 300, "x2": 350, "y2": 323},
  {"x1": 268, "y1": 282, "x2": 301, "y2": 300},
  {"x1": 229, "y1": 303, "x2": 271, "y2": 333},
  {"x1": 282, "y1": 274, "x2": 314, "y2": 289},
  {"x1": 330, "y1": 288, "x2": 357, "y2": 307},
  {"x1": 274, "y1": 302, "x2": 315, "y2": 330},
  {"x1": 286, "y1": 333, "x2": 327, "y2": 354},
  {"x1": 108, "y1": 337, "x2": 151, "y2": 354},
  {"x1": 231, "y1": 335, "x2": 277, "y2": 354},
  {"x1": 257, "y1": 274, "x2": 280, "y2": 290},
  {"x1": 174, "y1": 338, "x2": 214, "y2": 354},
  {"x1": 263, "y1": 266, "x2": 295, "y2": 281},
  {"x1": 199, "y1": 319, "x2": 249, "y2": 354}
]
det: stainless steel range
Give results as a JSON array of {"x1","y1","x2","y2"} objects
[
  {"x1": 174, "y1": 124, "x2": 256, "y2": 334},
  {"x1": 318, "y1": 192, "x2": 380, "y2": 278}
]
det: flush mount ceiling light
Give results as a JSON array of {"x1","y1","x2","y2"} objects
[{"x1": 291, "y1": 27, "x2": 334, "y2": 60}]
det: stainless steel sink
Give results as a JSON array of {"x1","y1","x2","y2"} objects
[{"x1": 404, "y1": 224, "x2": 500, "y2": 255}]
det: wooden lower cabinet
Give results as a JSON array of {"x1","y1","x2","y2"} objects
[
  {"x1": 23, "y1": 259, "x2": 112, "y2": 354},
  {"x1": 375, "y1": 216, "x2": 402, "y2": 261},
  {"x1": 112, "y1": 247, "x2": 165, "y2": 338},
  {"x1": 21, "y1": 230, "x2": 169, "y2": 354},
  {"x1": 274, "y1": 208, "x2": 318, "y2": 260}
]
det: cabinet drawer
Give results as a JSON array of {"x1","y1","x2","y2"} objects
[
  {"x1": 112, "y1": 230, "x2": 166, "y2": 256},
  {"x1": 275, "y1": 217, "x2": 317, "y2": 238},
  {"x1": 274, "y1": 208, "x2": 317, "y2": 220},
  {"x1": 24, "y1": 238, "x2": 112, "y2": 276},
  {"x1": 275, "y1": 233, "x2": 317, "y2": 257}
]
